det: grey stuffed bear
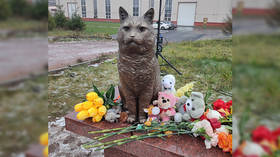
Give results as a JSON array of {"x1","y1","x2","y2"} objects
[{"x1": 174, "y1": 92, "x2": 205, "y2": 122}]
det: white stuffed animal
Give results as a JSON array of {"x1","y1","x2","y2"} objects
[
  {"x1": 161, "y1": 74, "x2": 176, "y2": 95},
  {"x1": 174, "y1": 92, "x2": 205, "y2": 122},
  {"x1": 105, "y1": 106, "x2": 121, "y2": 123}
]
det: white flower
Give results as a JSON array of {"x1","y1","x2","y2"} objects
[
  {"x1": 204, "y1": 133, "x2": 218, "y2": 149},
  {"x1": 206, "y1": 109, "x2": 222, "y2": 120},
  {"x1": 215, "y1": 125, "x2": 229, "y2": 134},
  {"x1": 242, "y1": 141, "x2": 267, "y2": 156},
  {"x1": 191, "y1": 120, "x2": 214, "y2": 137}
]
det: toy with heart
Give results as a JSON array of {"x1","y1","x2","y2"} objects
[
  {"x1": 153, "y1": 92, "x2": 177, "y2": 122},
  {"x1": 174, "y1": 92, "x2": 205, "y2": 122}
]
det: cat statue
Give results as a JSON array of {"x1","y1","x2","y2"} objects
[{"x1": 117, "y1": 7, "x2": 161, "y2": 123}]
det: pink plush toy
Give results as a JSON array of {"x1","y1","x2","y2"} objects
[{"x1": 153, "y1": 92, "x2": 177, "y2": 122}]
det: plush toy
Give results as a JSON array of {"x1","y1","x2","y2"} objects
[
  {"x1": 161, "y1": 74, "x2": 176, "y2": 95},
  {"x1": 104, "y1": 106, "x2": 121, "y2": 123},
  {"x1": 174, "y1": 92, "x2": 205, "y2": 122},
  {"x1": 153, "y1": 92, "x2": 177, "y2": 122},
  {"x1": 144, "y1": 105, "x2": 160, "y2": 122}
]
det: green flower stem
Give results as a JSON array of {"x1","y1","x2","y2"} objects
[{"x1": 89, "y1": 126, "x2": 137, "y2": 134}]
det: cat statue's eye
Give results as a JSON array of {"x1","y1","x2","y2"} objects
[
  {"x1": 139, "y1": 26, "x2": 146, "y2": 32},
  {"x1": 123, "y1": 26, "x2": 130, "y2": 31}
]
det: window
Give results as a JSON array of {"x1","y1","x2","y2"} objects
[
  {"x1": 81, "y1": 0, "x2": 86, "y2": 17},
  {"x1": 48, "y1": 0, "x2": 56, "y2": 6},
  {"x1": 164, "y1": 0, "x2": 172, "y2": 21},
  {"x1": 94, "y1": 0, "x2": 98, "y2": 18},
  {"x1": 149, "y1": 0, "x2": 154, "y2": 8},
  {"x1": 133, "y1": 0, "x2": 139, "y2": 16},
  {"x1": 105, "y1": 0, "x2": 111, "y2": 19}
]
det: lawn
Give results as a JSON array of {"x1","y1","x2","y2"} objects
[
  {"x1": 0, "y1": 76, "x2": 48, "y2": 156},
  {"x1": 48, "y1": 39, "x2": 232, "y2": 120},
  {"x1": 48, "y1": 21, "x2": 120, "y2": 38},
  {"x1": 0, "y1": 18, "x2": 47, "y2": 32},
  {"x1": 233, "y1": 34, "x2": 280, "y2": 130}
]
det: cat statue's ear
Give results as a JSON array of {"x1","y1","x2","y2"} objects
[
  {"x1": 143, "y1": 8, "x2": 154, "y2": 24},
  {"x1": 119, "y1": 7, "x2": 129, "y2": 23}
]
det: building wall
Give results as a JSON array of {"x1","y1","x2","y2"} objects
[{"x1": 57, "y1": 0, "x2": 231, "y2": 25}]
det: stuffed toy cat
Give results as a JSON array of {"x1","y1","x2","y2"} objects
[
  {"x1": 117, "y1": 7, "x2": 161, "y2": 123},
  {"x1": 161, "y1": 74, "x2": 176, "y2": 95},
  {"x1": 153, "y1": 92, "x2": 177, "y2": 122},
  {"x1": 174, "y1": 92, "x2": 205, "y2": 122},
  {"x1": 144, "y1": 105, "x2": 160, "y2": 122}
]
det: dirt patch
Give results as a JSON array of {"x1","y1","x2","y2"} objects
[{"x1": 48, "y1": 40, "x2": 118, "y2": 71}]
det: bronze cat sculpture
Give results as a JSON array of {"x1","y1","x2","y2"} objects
[{"x1": 117, "y1": 7, "x2": 161, "y2": 123}]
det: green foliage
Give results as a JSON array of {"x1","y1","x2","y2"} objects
[
  {"x1": 92, "y1": 84, "x2": 121, "y2": 109},
  {"x1": 48, "y1": 12, "x2": 56, "y2": 30},
  {"x1": 8, "y1": 0, "x2": 28, "y2": 16},
  {"x1": 0, "y1": 0, "x2": 11, "y2": 20},
  {"x1": 30, "y1": 0, "x2": 48, "y2": 20},
  {"x1": 54, "y1": 8, "x2": 68, "y2": 28},
  {"x1": 66, "y1": 14, "x2": 85, "y2": 31}
]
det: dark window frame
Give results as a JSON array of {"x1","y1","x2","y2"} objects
[
  {"x1": 164, "y1": 0, "x2": 172, "y2": 21},
  {"x1": 105, "y1": 0, "x2": 111, "y2": 19},
  {"x1": 133, "y1": 0, "x2": 139, "y2": 16}
]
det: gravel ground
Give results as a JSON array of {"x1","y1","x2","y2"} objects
[
  {"x1": 48, "y1": 117, "x2": 103, "y2": 157},
  {"x1": 48, "y1": 40, "x2": 118, "y2": 71},
  {"x1": 0, "y1": 37, "x2": 47, "y2": 84}
]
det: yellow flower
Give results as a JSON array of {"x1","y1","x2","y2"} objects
[
  {"x1": 76, "y1": 110, "x2": 89, "y2": 120},
  {"x1": 92, "y1": 114, "x2": 102, "y2": 122},
  {"x1": 39, "y1": 132, "x2": 48, "y2": 146},
  {"x1": 88, "y1": 107, "x2": 98, "y2": 117},
  {"x1": 164, "y1": 131, "x2": 173, "y2": 138},
  {"x1": 43, "y1": 146, "x2": 48, "y2": 157},
  {"x1": 176, "y1": 89, "x2": 184, "y2": 97},
  {"x1": 94, "y1": 97, "x2": 104, "y2": 107},
  {"x1": 86, "y1": 92, "x2": 98, "y2": 102},
  {"x1": 74, "y1": 103, "x2": 83, "y2": 112},
  {"x1": 144, "y1": 121, "x2": 151, "y2": 126},
  {"x1": 98, "y1": 106, "x2": 107, "y2": 116},
  {"x1": 82, "y1": 101, "x2": 94, "y2": 110}
]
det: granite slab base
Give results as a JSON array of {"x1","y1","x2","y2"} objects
[
  {"x1": 65, "y1": 111, "x2": 231, "y2": 157},
  {"x1": 25, "y1": 144, "x2": 44, "y2": 157}
]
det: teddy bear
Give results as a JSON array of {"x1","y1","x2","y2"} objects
[
  {"x1": 161, "y1": 74, "x2": 176, "y2": 95},
  {"x1": 153, "y1": 92, "x2": 177, "y2": 122},
  {"x1": 144, "y1": 105, "x2": 160, "y2": 122},
  {"x1": 174, "y1": 92, "x2": 205, "y2": 122},
  {"x1": 104, "y1": 106, "x2": 121, "y2": 123}
]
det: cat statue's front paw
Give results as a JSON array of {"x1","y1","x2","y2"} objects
[{"x1": 127, "y1": 115, "x2": 136, "y2": 123}]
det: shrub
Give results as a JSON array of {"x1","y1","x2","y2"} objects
[
  {"x1": 0, "y1": 0, "x2": 11, "y2": 20},
  {"x1": 66, "y1": 14, "x2": 85, "y2": 31},
  {"x1": 30, "y1": 0, "x2": 48, "y2": 20},
  {"x1": 266, "y1": 0, "x2": 280, "y2": 26},
  {"x1": 222, "y1": 16, "x2": 232, "y2": 35},
  {"x1": 8, "y1": 0, "x2": 28, "y2": 16},
  {"x1": 48, "y1": 12, "x2": 56, "y2": 30},
  {"x1": 54, "y1": 8, "x2": 68, "y2": 28}
]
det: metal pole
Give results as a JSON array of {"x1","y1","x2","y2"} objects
[{"x1": 156, "y1": 0, "x2": 162, "y2": 58}]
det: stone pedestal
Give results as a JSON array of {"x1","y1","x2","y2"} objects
[
  {"x1": 65, "y1": 111, "x2": 231, "y2": 157},
  {"x1": 25, "y1": 144, "x2": 44, "y2": 157}
]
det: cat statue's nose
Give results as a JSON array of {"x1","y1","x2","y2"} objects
[{"x1": 130, "y1": 35, "x2": 135, "y2": 38}]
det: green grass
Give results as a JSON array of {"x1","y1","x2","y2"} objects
[
  {"x1": 48, "y1": 21, "x2": 120, "y2": 38},
  {"x1": 0, "y1": 17, "x2": 47, "y2": 31},
  {"x1": 0, "y1": 76, "x2": 48, "y2": 156},
  {"x1": 233, "y1": 34, "x2": 280, "y2": 130},
  {"x1": 48, "y1": 40, "x2": 232, "y2": 120}
]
